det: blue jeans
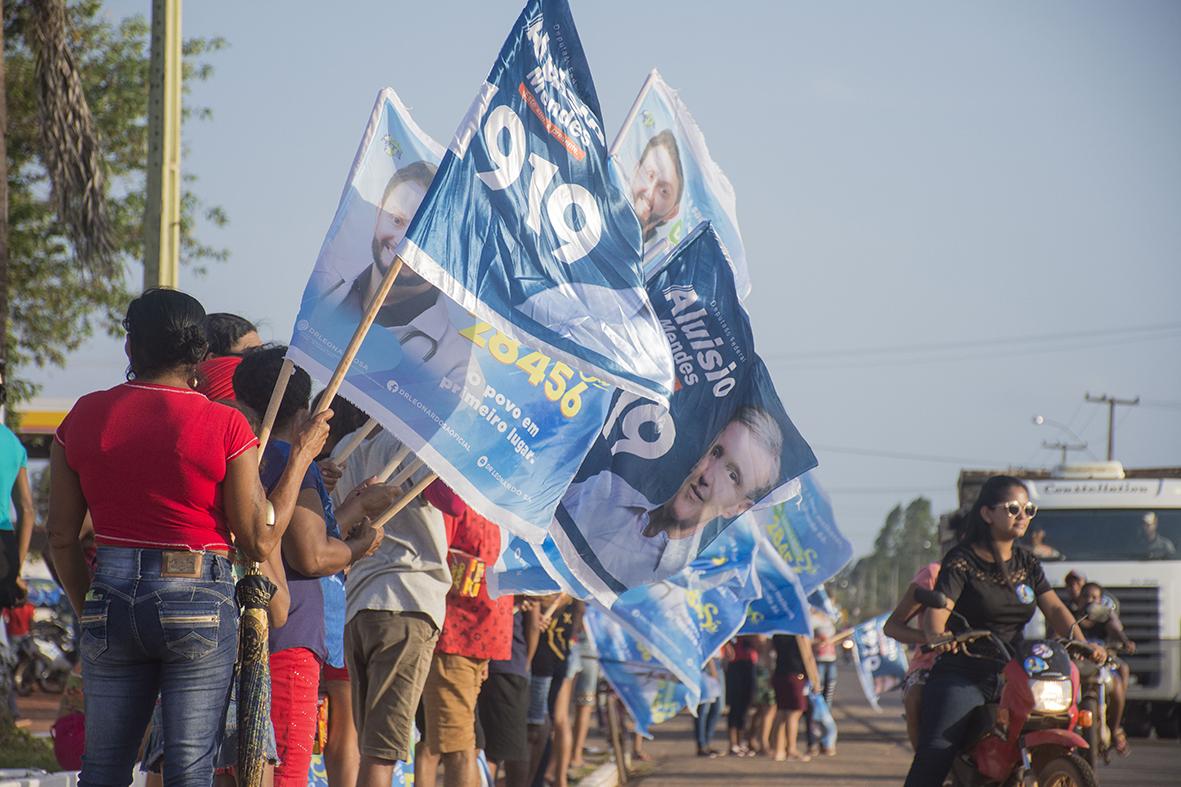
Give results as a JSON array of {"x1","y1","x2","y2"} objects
[
  {"x1": 79, "y1": 547, "x2": 238, "y2": 787},
  {"x1": 694, "y1": 699, "x2": 720, "y2": 751},
  {"x1": 903, "y1": 658, "x2": 1000, "y2": 787},
  {"x1": 816, "y1": 660, "x2": 838, "y2": 704}
]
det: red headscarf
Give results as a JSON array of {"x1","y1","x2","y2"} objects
[{"x1": 196, "y1": 356, "x2": 243, "y2": 401}]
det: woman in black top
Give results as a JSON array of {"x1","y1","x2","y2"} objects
[
  {"x1": 903, "y1": 476, "x2": 1105, "y2": 786},
  {"x1": 770, "y1": 634, "x2": 819, "y2": 761}
]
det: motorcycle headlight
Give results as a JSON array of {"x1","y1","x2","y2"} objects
[{"x1": 1030, "y1": 678, "x2": 1072, "y2": 713}]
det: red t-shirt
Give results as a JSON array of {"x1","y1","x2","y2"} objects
[
  {"x1": 437, "y1": 506, "x2": 513, "y2": 661},
  {"x1": 3, "y1": 602, "x2": 34, "y2": 637},
  {"x1": 55, "y1": 382, "x2": 258, "y2": 551}
]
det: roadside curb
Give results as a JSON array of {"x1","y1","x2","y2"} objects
[{"x1": 579, "y1": 759, "x2": 620, "y2": 787}]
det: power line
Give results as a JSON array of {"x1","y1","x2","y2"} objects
[
  {"x1": 767, "y1": 329, "x2": 1181, "y2": 371},
  {"x1": 812, "y1": 444, "x2": 1007, "y2": 465},
  {"x1": 764, "y1": 321, "x2": 1181, "y2": 361}
]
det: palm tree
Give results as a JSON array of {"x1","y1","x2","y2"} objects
[
  {"x1": 0, "y1": 0, "x2": 112, "y2": 728},
  {"x1": 1, "y1": 0, "x2": 114, "y2": 376}
]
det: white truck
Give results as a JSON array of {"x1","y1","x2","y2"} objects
[{"x1": 956, "y1": 462, "x2": 1181, "y2": 738}]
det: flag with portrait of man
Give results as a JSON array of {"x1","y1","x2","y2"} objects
[
  {"x1": 612, "y1": 69, "x2": 751, "y2": 297},
  {"x1": 285, "y1": 88, "x2": 617, "y2": 539},
  {"x1": 548, "y1": 222, "x2": 815, "y2": 604}
]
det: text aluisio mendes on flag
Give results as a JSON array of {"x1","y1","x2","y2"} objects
[
  {"x1": 547, "y1": 222, "x2": 816, "y2": 605},
  {"x1": 285, "y1": 87, "x2": 617, "y2": 540},
  {"x1": 394, "y1": 0, "x2": 676, "y2": 406}
]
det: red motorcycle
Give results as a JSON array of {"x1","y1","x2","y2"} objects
[{"x1": 915, "y1": 588, "x2": 1098, "y2": 787}]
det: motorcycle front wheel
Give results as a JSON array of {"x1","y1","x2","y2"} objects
[
  {"x1": 1037, "y1": 753, "x2": 1098, "y2": 787},
  {"x1": 12, "y1": 659, "x2": 37, "y2": 696}
]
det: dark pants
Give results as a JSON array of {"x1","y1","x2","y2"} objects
[
  {"x1": 903, "y1": 658, "x2": 1000, "y2": 787},
  {"x1": 725, "y1": 661, "x2": 755, "y2": 731},
  {"x1": 695, "y1": 699, "x2": 720, "y2": 750}
]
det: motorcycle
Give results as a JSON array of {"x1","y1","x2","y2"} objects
[
  {"x1": 13, "y1": 616, "x2": 77, "y2": 695},
  {"x1": 915, "y1": 587, "x2": 1098, "y2": 787},
  {"x1": 1073, "y1": 603, "x2": 1128, "y2": 768}
]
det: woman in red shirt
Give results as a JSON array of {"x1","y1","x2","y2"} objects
[{"x1": 47, "y1": 289, "x2": 330, "y2": 787}]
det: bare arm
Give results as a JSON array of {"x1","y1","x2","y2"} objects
[
  {"x1": 46, "y1": 443, "x2": 91, "y2": 615},
  {"x1": 883, "y1": 583, "x2": 931, "y2": 647},
  {"x1": 281, "y1": 488, "x2": 377, "y2": 577},
  {"x1": 12, "y1": 466, "x2": 35, "y2": 573},
  {"x1": 524, "y1": 602, "x2": 542, "y2": 665},
  {"x1": 799, "y1": 635, "x2": 820, "y2": 688},
  {"x1": 1038, "y1": 590, "x2": 1106, "y2": 663},
  {"x1": 222, "y1": 411, "x2": 331, "y2": 562},
  {"x1": 259, "y1": 548, "x2": 290, "y2": 629}
]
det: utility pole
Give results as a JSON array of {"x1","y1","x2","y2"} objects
[
  {"x1": 143, "y1": 0, "x2": 182, "y2": 291},
  {"x1": 1084, "y1": 393, "x2": 1139, "y2": 461},
  {"x1": 1042, "y1": 440, "x2": 1087, "y2": 465}
]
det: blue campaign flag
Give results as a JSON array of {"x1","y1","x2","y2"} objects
[
  {"x1": 746, "y1": 471, "x2": 852, "y2": 595},
  {"x1": 850, "y1": 613, "x2": 909, "y2": 712},
  {"x1": 396, "y1": 0, "x2": 674, "y2": 403},
  {"x1": 287, "y1": 89, "x2": 616, "y2": 540},
  {"x1": 612, "y1": 70, "x2": 751, "y2": 298},
  {"x1": 742, "y1": 534, "x2": 812, "y2": 637},
  {"x1": 549, "y1": 223, "x2": 816, "y2": 603},
  {"x1": 606, "y1": 517, "x2": 761, "y2": 707},
  {"x1": 808, "y1": 587, "x2": 840, "y2": 622},
  {"x1": 585, "y1": 606, "x2": 692, "y2": 738}
]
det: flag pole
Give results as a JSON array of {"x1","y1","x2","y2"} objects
[
  {"x1": 374, "y1": 471, "x2": 439, "y2": 531},
  {"x1": 608, "y1": 69, "x2": 659, "y2": 157},
  {"x1": 333, "y1": 416, "x2": 379, "y2": 465},
  {"x1": 313, "y1": 257, "x2": 405, "y2": 414},
  {"x1": 375, "y1": 446, "x2": 413, "y2": 483},
  {"x1": 256, "y1": 359, "x2": 295, "y2": 462},
  {"x1": 387, "y1": 457, "x2": 425, "y2": 489}
]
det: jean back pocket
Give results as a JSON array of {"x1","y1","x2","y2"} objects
[
  {"x1": 158, "y1": 599, "x2": 224, "y2": 660},
  {"x1": 78, "y1": 595, "x2": 110, "y2": 662}
]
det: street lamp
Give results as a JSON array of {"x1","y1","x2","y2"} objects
[{"x1": 1032, "y1": 415, "x2": 1088, "y2": 465}]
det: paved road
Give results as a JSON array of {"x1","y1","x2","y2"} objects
[{"x1": 631, "y1": 677, "x2": 1179, "y2": 786}]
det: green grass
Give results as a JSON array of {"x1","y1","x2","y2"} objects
[{"x1": 0, "y1": 725, "x2": 60, "y2": 771}]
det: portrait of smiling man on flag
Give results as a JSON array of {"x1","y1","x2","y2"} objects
[
  {"x1": 549, "y1": 223, "x2": 815, "y2": 602},
  {"x1": 628, "y1": 129, "x2": 685, "y2": 244},
  {"x1": 567, "y1": 406, "x2": 782, "y2": 587}
]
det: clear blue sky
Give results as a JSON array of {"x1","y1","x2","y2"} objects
[{"x1": 33, "y1": 1, "x2": 1181, "y2": 555}]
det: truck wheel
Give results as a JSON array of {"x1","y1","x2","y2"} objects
[
  {"x1": 1151, "y1": 702, "x2": 1180, "y2": 739},
  {"x1": 1124, "y1": 701, "x2": 1153, "y2": 738},
  {"x1": 1037, "y1": 752, "x2": 1098, "y2": 787}
]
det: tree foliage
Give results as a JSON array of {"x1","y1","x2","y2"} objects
[
  {"x1": 832, "y1": 496, "x2": 941, "y2": 618},
  {"x1": 4, "y1": 0, "x2": 226, "y2": 404}
]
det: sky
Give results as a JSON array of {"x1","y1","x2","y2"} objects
[{"x1": 29, "y1": 1, "x2": 1181, "y2": 556}]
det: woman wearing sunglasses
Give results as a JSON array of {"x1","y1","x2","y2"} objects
[{"x1": 903, "y1": 475, "x2": 1105, "y2": 786}]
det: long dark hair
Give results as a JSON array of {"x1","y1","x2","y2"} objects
[
  {"x1": 123, "y1": 289, "x2": 208, "y2": 380},
  {"x1": 962, "y1": 475, "x2": 1030, "y2": 589}
]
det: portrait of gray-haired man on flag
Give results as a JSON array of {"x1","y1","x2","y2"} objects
[{"x1": 562, "y1": 405, "x2": 783, "y2": 589}]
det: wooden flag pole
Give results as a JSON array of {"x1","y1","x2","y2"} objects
[
  {"x1": 374, "y1": 446, "x2": 412, "y2": 483},
  {"x1": 387, "y1": 457, "x2": 424, "y2": 489},
  {"x1": 256, "y1": 359, "x2": 296, "y2": 463},
  {"x1": 333, "y1": 416, "x2": 379, "y2": 465},
  {"x1": 374, "y1": 471, "x2": 438, "y2": 531},
  {"x1": 313, "y1": 258, "x2": 405, "y2": 415}
]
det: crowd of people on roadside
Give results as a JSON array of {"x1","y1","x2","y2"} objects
[
  {"x1": 697, "y1": 617, "x2": 840, "y2": 765},
  {"x1": 0, "y1": 288, "x2": 641, "y2": 787}
]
